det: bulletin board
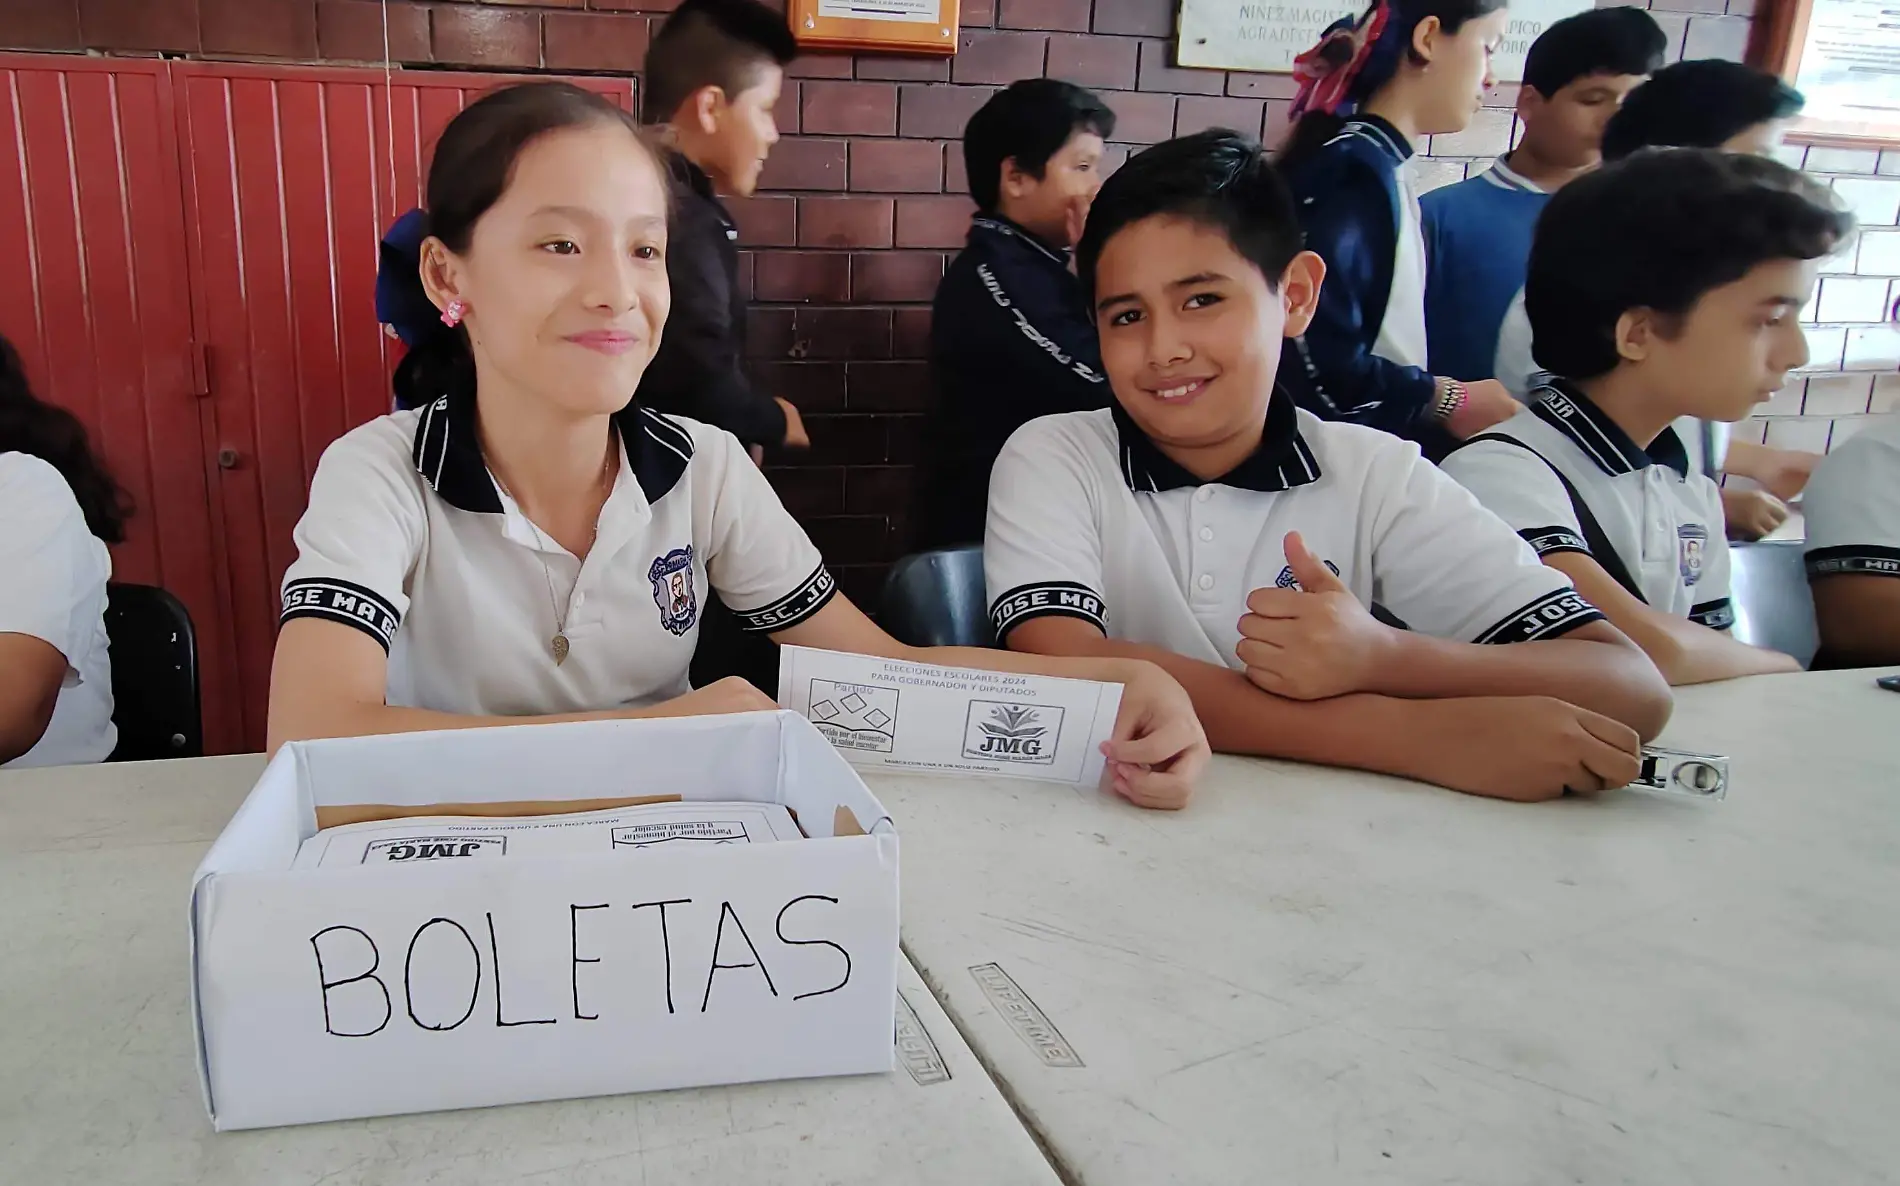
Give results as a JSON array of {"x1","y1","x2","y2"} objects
[
  {"x1": 1174, "y1": 0, "x2": 1593, "y2": 83},
  {"x1": 1751, "y1": 0, "x2": 1900, "y2": 145},
  {"x1": 788, "y1": 0, "x2": 961, "y2": 56}
]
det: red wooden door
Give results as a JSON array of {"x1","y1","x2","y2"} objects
[
  {"x1": 174, "y1": 65, "x2": 635, "y2": 750},
  {"x1": 0, "y1": 55, "x2": 244, "y2": 752}
]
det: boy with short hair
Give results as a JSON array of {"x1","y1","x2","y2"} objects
[
  {"x1": 1422, "y1": 5, "x2": 1665, "y2": 384},
  {"x1": 913, "y1": 79, "x2": 1118, "y2": 550},
  {"x1": 1802, "y1": 416, "x2": 1900, "y2": 668},
  {"x1": 984, "y1": 130, "x2": 1672, "y2": 802},
  {"x1": 1600, "y1": 58, "x2": 1807, "y2": 161},
  {"x1": 1442, "y1": 149, "x2": 1853, "y2": 684},
  {"x1": 639, "y1": 0, "x2": 803, "y2": 692},
  {"x1": 637, "y1": 0, "x2": 806, "y2": 454},
  {"x1": 1492, "y1": 61, "x2": 1819, "y2": 539}
]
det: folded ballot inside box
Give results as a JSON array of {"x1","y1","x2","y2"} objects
[
  {"x1": 189, "y1": 711, "x2": 899, "y2": 1131},
  {"x1": 291, "y1": 801, "x2": 807, "y2": 868}
]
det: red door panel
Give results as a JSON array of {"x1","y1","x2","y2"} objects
[
  {"x1": 175, "y1": 64, "x2": 634, "y2": 750},
  {"x1": 0, "y1": 55, "x2": 242, "y2": 753}
]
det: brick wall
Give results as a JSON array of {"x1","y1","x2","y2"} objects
[{"x1": 5, "y1": 0, "x2": 1893, "y2": 599}]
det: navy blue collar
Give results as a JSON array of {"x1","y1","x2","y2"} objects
[
  {"x1": 970, "y1": 214, "x2": 1070, "y2": 268},
  {"x1": 1532, "y1": 378, "x2": 1689, "y2": 478},
  {"x1": 1330, "y1": 114, "x2": 1414, "y2": 164},
  {"x1": 411, "y1": 390, "x2": 694, "y2": 512},
  {"x1": 1112, "y1": 389, "x2": 1321, "y2": 494}
]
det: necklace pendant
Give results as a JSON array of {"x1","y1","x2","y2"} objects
[{"x1": 551, "y1": 633, "x2": 570, "y2": 666}]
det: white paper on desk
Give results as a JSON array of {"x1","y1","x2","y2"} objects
[
  {"x1": 777, "y1": 646, "x2": 1121, "y2": 785},
  {"x1": 291, "y1": 801, "x2": 804, "y2": 869}
]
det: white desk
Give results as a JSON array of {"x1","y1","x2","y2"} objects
[
  {"x1": 0, "y1": 755, "x2": 1060, "y2": 1185},
  {"x1": 883, "y1": 670, "x2": 1900, "y2": 1186}
]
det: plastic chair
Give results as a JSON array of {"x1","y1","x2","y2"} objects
[
  {"x1": 878, "y1": 546, "x2": 995, "y2": 648},
  {"x1": 103, "y1": 582, "x2": 203, "y2": 760},
  {"x1": 1727, "y1": 539, "x2": 1818, "y2": 669}
]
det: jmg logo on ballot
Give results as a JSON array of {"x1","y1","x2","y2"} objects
[{"x1": 962, "y1": 701, "x2": 1063, "y2": 765}]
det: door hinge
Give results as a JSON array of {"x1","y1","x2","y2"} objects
[{"x1": 188, "y1": 341, "x2": 209, "y2": 397}]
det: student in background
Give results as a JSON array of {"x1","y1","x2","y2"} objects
[
  {"x1": 636, "y1": 0, "x2": 807, "y2": 691},
  {"x1": 276, "y1": 84, "x2": 1209, "y2": 810},
  {"x1": 1275, "y1": 0, "x2": 1522, "y2": 457},
  {"x1": 914, "y1": 80, "x2": 1118, "y2": 550},
  {"x1": 1422, "y1": 6, "x2": 1665, "y2": 384},
  {"x1": 985, "y1": 131, "x2": 1672, "y2": 803},
  {"x1": 0, "y1": 335, "x2": 126, "y2": 767},
  {"x1": 637, "y1": 0, "x2": 807, "y2": 459},
  {"x1": 1493, "y1": 59, "x2": 1816, "y2": 539},
  {"x1": 1442, "y1": 150, "x2": 1851, "y2": 683},
  {"x1": 1600, "y1": 58, "x2": 1807, "y2": 160},
  {"x1": 1803, "y1": 415, "x2": 1900, "y2": 668}
]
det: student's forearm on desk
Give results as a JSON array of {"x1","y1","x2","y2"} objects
[
  {"x1": 1367, "y1": 623, "x2": 1674, "y2": 738},
  {"x1": 1008, "y1": 626, "x2": 1479, "y2": 778},
  {"x1": 1544, "y1": 554, "x2": 1795, "y2": 689}
]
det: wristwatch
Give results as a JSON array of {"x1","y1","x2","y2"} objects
[{"x1": 1432, "y1": 378, "x2": 1468, "y2": 422}]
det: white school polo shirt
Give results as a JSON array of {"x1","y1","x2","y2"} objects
[
  {"x1": 983, "y1": 394, "x2": 1603, "y2": 668},
  {"x1": 1803, "y1": 413, "x2": 1900, "y2": 581},
  {"x1": 1440, "y1": 380, "x2": 1734, "y2": 628},
  {"x1": 280, "y1": 394, "x2": 836, "y2": 716},
  {"x1": 0, "y1": 452, "x2": 116, "y2": 768}
]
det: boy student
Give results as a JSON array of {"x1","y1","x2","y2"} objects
[
  {"x1": 913, "y1": 80, "x2": 1118, "y2": 550},
  {"x1": 1493, "y1": 60, "x2": 1817, "y2": 539},
  {"x1": 636, "y1": 0, "x2": 808, "y2": 458},
  {"x1": 1421, "y1": 6, "x2": 1665, "y2": 385},
  {"x1": 1803, "y1": 416, "x2": 1900, "y2": 668},
  {"x1": 1442, "y1": 149, "x2": 1854, "y2": 684},
  {"x1": 984, "y1": 130, "x2": 1673, "y2": 802}
]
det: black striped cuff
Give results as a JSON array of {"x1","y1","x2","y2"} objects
[
  {"x1": 737, "y1": 566, "x2": 837, "y2": 633},
  {"x1": 1690, "y1": 598, "x2": 1736, "y2": 630},
  {"x1": 282, "y1": 578, "x2": 401, "y2": 653},
  {"x1": 1474, "y1": 588, "x2": 1604, "y2": 645},
  {"x1": 989, "y1": 581, "x2": 1107, "y2": 640},
  {"x1": 1520, "y1": 525, "x2": 1588, "y2": 558},
  {"x1": 1806, "y1": 545, "x2": 1900, "y2": 579}
]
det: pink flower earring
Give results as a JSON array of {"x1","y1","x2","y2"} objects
[{"x1": 440, "y1": 299, "x2": 467, "y2": 328}]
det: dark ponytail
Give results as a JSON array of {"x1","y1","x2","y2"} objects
[
  {"x1": 380, "y1": 82, "x2": 658, "y2": 411},
  {"x1": 0, "y1": 335, "x2": 131, "y2": 544},
  {"x1": 1277, "y1": 0, "x2": 1507, "y2": 170}
]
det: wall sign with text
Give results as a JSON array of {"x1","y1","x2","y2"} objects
[
  {"x1": 789, "y1": 0, "x2": 961, "y2": 56},
  {"x1": 1175, "y1": 0, "x2": 1593, "y2": 83},
  {"x1": 1752, "y1": 0, "x2": 1900, "y2": 145}
]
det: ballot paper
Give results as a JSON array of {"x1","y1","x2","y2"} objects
[
  {"x1": 292, "y1": 801, "x2": 805, "y2": 869},
  {"x1": 777, "y1": 646, "x2": 1121, "y2": 786}
]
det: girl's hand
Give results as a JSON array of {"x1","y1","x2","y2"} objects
[{"x1": 1100, "y1": 661, "x2": 1211, "y2": 810}]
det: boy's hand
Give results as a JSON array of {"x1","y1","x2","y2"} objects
[
  {"x1": 777, "y1": 398, "x2": 810, "y2": 449},
  {"x1": 1411, "y1": 696, "x2": 1642, "y2": 801},
  {"x1": 1444, "y1": 379, "x2": 1519, "y2": 439},
  {"x1": 1721, "y1": 487, "x2": 1788, "y2": 541},
  {"x1": 1236, "y1": 532, "x2": 1394, "y2": 700},
  {"x1": 1063, "y1": 194, "x2": 1091, "y2": 251},
  {"x1": 1101, "y1": 661, "x2": 1210, "y2": 811}
]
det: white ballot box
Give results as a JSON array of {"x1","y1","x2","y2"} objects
[{"x1": 188, "y1": 712, "x2": 899, "y2": 1131}]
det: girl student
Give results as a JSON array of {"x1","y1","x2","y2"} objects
[
  {"x1": 267, "y1": 83, "x2": 1209, "y2": 810},
  {"x1": 1276, "y1": 0, "x2": 1522, "y2": 458},
  {"x1": 0, "y1": 334, "x2": 131, "y2": 767}
]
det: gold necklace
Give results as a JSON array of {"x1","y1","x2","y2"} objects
[{"x1": 493, "y1": 449, "x2": 615, "y2": 666}]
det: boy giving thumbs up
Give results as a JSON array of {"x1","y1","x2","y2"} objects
[{"x1": 979, "y1": 130, "x2": 1673, "y2": 802}]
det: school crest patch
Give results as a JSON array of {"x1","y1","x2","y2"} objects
[
  {"x1": 1678, "y1": 523, "x2": 1709, "y2": 586},
  {"x1": 1274, "y1": 558, "x2": 1341, "y2": 591},
  {"x1": 649, "y1": 546, "x2": 698, "y2": 636}
]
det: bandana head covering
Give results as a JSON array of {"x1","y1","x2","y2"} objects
[{"x1": 1291, "y1": 1, "x2": 1398, "y2": 122}]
